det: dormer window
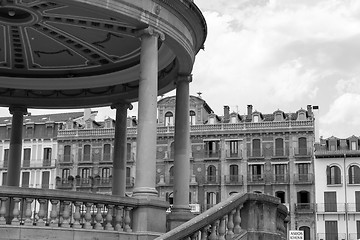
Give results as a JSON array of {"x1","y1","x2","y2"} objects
[
  {"x1": 297, "y1": 112, "x2": 306, "y2": 120},
  {"x1": 231, "y1": 116, "x2": 237, "y2": 123},
  {"x1": 209, "y1": 117, "x2": 215, "y2": 124},
  {"x1": 274, "y1": 112, "x2": 283, "y2": 121},
  {"x1": 189, "y1": 111, "x2": 196, "y2": 125},
  {"x1": 253, "y1": 115, "x2": 259, "y2": 123},
  {"x1": 86, "y1": 121, "x2": 92, "y2": 129},
  {"x1": 165, "y1": 112, "x2": 174, "y2": 126}
]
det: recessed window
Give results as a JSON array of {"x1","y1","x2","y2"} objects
[
  {"x1": 165, "y1": 112, "x2": 174, "y2": 126},
  {"x1": 327, "y1": 165, "x2": 341, "y2": 185}
]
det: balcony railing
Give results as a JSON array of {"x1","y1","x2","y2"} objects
[
  {"x1": 316, "y1": 203, "x2": 346, "y2": 213},
  {"x1": 317, "y1": 233, "x2": 347, "y2": 240},
  {"x1": 247, "y1": 174, "x2": 265, "y2": 184},
  {"x1": 57, "y1": 120, "x2": 313, "y2": 137},
  {"x1": 224, "y1": 175, "x2": 243, "y2": 185},
  {"x1": 294, "y1": 203, "x2": 315, "y2": 213},
  {"x1": 294, "y1": 147, "x2": 312, "y2": 156},
  {"x1": 225, "y1": 150, "x2": 242, "y2": 159},
  {"x1": 271, "y1": 174, "x2": 289, "y2": 184},
  {"x1": 294, "y1": 173, "x2": 314, "y2": 184},
  {"x1": 204, "y1": 175, "x2": 220, "y2": 184},
  {"x1": 347, "y1": 203, "x2": 360, "y2": 212},
  {"x1": 204, "y1": 150, "x2": 220, "y2": 159}
]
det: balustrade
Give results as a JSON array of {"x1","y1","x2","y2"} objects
[{"x1": 0, "y1": 186, "x2": 138, "y2": 232}]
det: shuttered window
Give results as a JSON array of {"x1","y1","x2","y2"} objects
[{"x1": 324, "y1": 192, "x2": 337, "y2": 212}]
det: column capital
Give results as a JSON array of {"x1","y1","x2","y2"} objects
[
  {"x1": 137, "y1": 27, "x2": 165, "y2": 41},
  {"x1": 111, "y1": 102, "x2": 133, "y2": 110},
  {"x1": 9, "y1": 106, "x2": 27, "y2": 115},
  {"x1": 175, "y1": 74, "x2": 192, "y2": 85}
]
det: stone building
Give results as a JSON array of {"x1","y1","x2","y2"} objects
[
  {"x1": 54, "y1": 95, "x2": 316, "y2": 239},
  {"x1": 315, "y1": 136, "x2": 360, "y2": 240}
]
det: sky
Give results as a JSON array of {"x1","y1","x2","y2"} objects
[{"x1": 1, "y1": 0, "x2": 360, "y2": 139}]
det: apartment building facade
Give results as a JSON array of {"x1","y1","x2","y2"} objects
[{"x1": 315, "y1": 136, "x2": 360, "y2": 240}]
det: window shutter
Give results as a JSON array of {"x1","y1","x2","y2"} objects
[{"x1": 326, "y1": 166, "x2": 331, "y2": 185}]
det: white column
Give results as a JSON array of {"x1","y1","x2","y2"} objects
[
  {"x1": 172, "y1": 75, "x2": 192, "y2": 212},
  {"x1": 7, "y1": 106, "x2": 27, "y2": 187},
  {"x1": 133, "y1": 27, "x2": 164, "y2": 197},
  {"x1": 111, "y1": 102, "x2": 132, "y2": 196}
]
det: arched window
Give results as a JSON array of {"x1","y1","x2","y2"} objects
[
  {"x1": 207, "y1": 165, "x2": 217, "y2": 183},
  {"x1": 299, "y1": 226, "x2": 310, "y2": 240},
  {"x1": 349, "y1": 165, "x2": 360, "y2": 184},
  {"x1": 275, "y1": 138, "x2": 284, "y2": 156},
  {"x1": 189, "y1": 111, "x2": 196, "y2": 125},
  {"x1": 298, "y1": 137, "x2": 307, "y2": 155},
  {"x1": 165, "y1": 112, "x2": 174, "y2": 126},
  {"x1": 64, "y1": 145, "x2": 71, "y2": 162},
  {"x1": 275, "y1": 191, "x2": 285, "y2": 203},
  {"x1": 83, "y1": 144, "x2": 91, "y2": 162},
  {"x1": 252, "y1": 139, "x2": 261, "y2": 157},
  {"x1": 103, "y1": 144, "x2": 111, "y2": 161},
  {"x1": 327, "y1": 165, "x2": 341, "y2": 185}
]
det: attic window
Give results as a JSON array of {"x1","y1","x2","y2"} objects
[
  {"x1": 231, "y1": 116, "x2": 237, "y2": 123},
  {"x1": 209, "y1": 117, "x2": 215, "y2": 124},
  {"x1": 253, "y1": 115, "x2": 259, "y2": 123},
  {"x1": 275, "y1": 113, "x2": 283, "y2": 121},
  {"x1": 105, "y1": 120, "x2": 112, "y2": 128},
  {"x1": 298, "y1": 112, "x2": 306, "y2": 120}
]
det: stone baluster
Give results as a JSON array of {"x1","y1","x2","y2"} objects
[
  {"x1": 226, "y1": 209, "x2": 235, "y2": 239},
  {"x1": 50, "y1": 199, "x2": 59, "y2": 227},
  {"x1": 36, "y1": 199, "x2": 47, "y2": 226},
  {"x1": 115, "y1": 206, "x2": 123, "y2": 231},
  {"x1": 61, "y1": 201, "x2": 71, "y2": 228},
  {"x1": 94, "y1": 204, "x2": 103, "y2": 230},
  {"x1": 124, "y1": 207, "x2": 132, "y2": 232},
  {"x1": 105, "y1": 205, "x2": 114, "y2": 230},
  {"x1": 218, "y1": 216, "x2": 226, "y2": 240},
  {"x1": 209, "y1": 221, "x2": 217, "y2": 240},
  {"x1": 83, "y1": 202, "x2": 93, "y2": 229},
  {"x1": 190, "y1": 231, "x2": 199, "y2": 240},
  {"x1": 73, "y1": 202, "x2": 82, "y2": 229},
  {"x1": 23, "y1": 198, "x2": 34, "y2": 226},
  {"x1": 11, "y1": 198, "x2": 21, "y2": 225},
  {"x1": 233, "y1": 205, "x2": 242, "y2": 234},
  {"x1": 200, "y1": 226, "x2": 208, "y2": 240},
  {"x1": 0, "y1": 197, "x2": 7, "y2": 224}
]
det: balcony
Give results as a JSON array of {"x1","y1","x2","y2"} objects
[
  {"x1": 317, "y1": 233, "x2": 347, "y2": 240},
  {"x1": 270, "y1": 174, "x2": 289, "y2": 184},
  {"x1": 204, "y1": 175, "x2": 220, "y2": 185},
  {"x1": 204, "y1": 150, "x2": 220, "y2": 160},
  {"x1": 58, "y1": 155, "x2": 74, "y2": 165},
  {"x1": 294, "y1": 203, "x2": 315, "y2": 213},
  {"x1": 247, "y1": 174, "x2": 265, "y2": 184},
  {"x1": 316, "y1": 203, "x2": 347, "y2": 213},
  {"x1": 294, "y1": 173, "x2": 314, "y2": 184},
  {"x1": 55, "y1": 178, "x2": 73, "y2": 190},
  {"x1": 294, "y1": 147, "x2": 312, "y2": 157},
  {"x1": 248, "y1": 150, "x2": 264, "y2": 159},
  {"x1": 224, "y1": 175, "x2": 243, "y2": 185},
  {"x1": 225, "y1": 150, "x2": 242, "y2": 159}
]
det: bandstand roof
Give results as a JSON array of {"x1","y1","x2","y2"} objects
[{"x1": 0, "y1": 0, "x2": 207, "y2": 108}]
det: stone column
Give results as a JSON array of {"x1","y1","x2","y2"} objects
[
  {"x1": 6, "y1": 106, "x2": 27, "y2": 187},
  {"x1": 133, "y1": 27, "x2": 164, "y2": 197},
  {"x1": 111, "y1": 102, "x2": 133, "y2": 197},
  {"x1": 167, "y1": 75, "x2": 194, "y2": 230}
]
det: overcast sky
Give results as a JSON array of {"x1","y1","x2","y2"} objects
[{"x1": 1, "y1": 0, "x2": 360, "y2": 139}]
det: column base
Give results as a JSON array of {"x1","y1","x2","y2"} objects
[
  {"x1": 132, "y1": 187, "x2": 158, "y2": 198},
  {"x1": 167, "y1": 210, "x2": 195, "y2": 231}
]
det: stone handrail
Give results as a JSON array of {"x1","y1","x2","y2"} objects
[
  {"x1": 155, "y1": 193, "x2": 288, "y2": 240},
  {"x1": 0, "y1": 186, "x2": 167, "y2": 234},
  {"x1": 57, "y1": 120, "x2": 313, "y2": 137}
]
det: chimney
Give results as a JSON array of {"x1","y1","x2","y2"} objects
[
  {"x1": 84, "y1": 108, "x2": 91, "y2": 121},
  {"x1": 307, "y1": 105, "x2": 312, "y2": 115},
  {"x1": 247, "y1": 105, "x2": 253, "y2": 116},
  {"x1": 224, "y1": 106, "x2": 230, "y2": 123}
]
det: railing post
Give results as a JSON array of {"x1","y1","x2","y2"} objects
[
  {"x1": 50, "y1": 199, "x2": 59, "y2": 227},
  {"x1": 24, "y1": 198, "x2": 34, "y2": 226},
  {"x1": 37, "y1": 199, "x2": 47, "y2": 226},
  {"x1": 124, "y1": 207, "x2": 132, "y2": 232},
  {"x1": 226, "y1": 209, "x2": 235, "y2": 239},
  {"x1": 233, "y1": 204, "x2": 242, "y2": 234},
  {"x1": 83, "y1": 202, "x2": 92, "y2": 229},
  {"x1": 73, "y1": 202, "x2": 82, "y2": 229},
  {"x1": 105, "y1": 205, "x2": 114, "y2": 230},
  {"x1": 94, "y1": 204, "x2": 103, "y2": 230},
  {"x1": 0, "y1": 197, "x2": 7, "y2": 225},
  {"x1": 115, "y1": 206, "x2": 124, "y2": 231},
  {"x1": 218, "y1": 216, "x2": 226, "y2": 240},
  {"x1": 11, "y1": 198, "x2": 21, "y2": 225},
  {"x1": 61, "y1": 201, "x2": 71, "y2": 228}
]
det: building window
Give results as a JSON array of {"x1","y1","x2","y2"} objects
[
  {"x1": 170, "y1": 142, "x2": 175, "y2": 159},
  {"x1": 229, "y1": 164, "x2": 239, "y2": 182},
  {"x1": 169, "y1": 166, "x2": 174, "y2": 184},
  {"x1": 299, "y1": 226, "x2": 310, "y2": 240},
  {"x1": 206, "y1": 192, "x2": 218, "y2": 209},
  {"x1": 189, "y1": 111, "x2": 196, "y2": 125},
  {"x1": 2, "y1": 172, "x2": 7, "y2": 186},
  {"x1": 249, "y1": 164, "x2": 263, "y2": 182},
  {"x1": 42, "y1": 171, "x2": 50, "y2": 189},
  {"x1": 209, "y1": 117, "x2": 215, "y2": 124},
  {"x1": 102, "y1": 168, "x2": 111, "y2": 179},
  {"x1": 81, "y1": 168, "x2": 90, "y2": 179},
  {"x1": 298, "y1": 137, "x2": 307, "y2": 155},
  {"x1": 62, "y1": 169, "x2": 70, "y2": 179},
  {"x1": 23, "y1": 148, "x2": 31, "y2": 168},
  {"x1": 297, "y1": 191, "x2": 310, "y2": 209},
  {"x1": 351, "y1": 141, "x2": 357, "y2": 150},
  {"x1": 83, "y1": 145, "x2": 91, "y2": 162},
  {"x1": 357, "y1": 220, "x2": 360, "y2": 240},
  {"x1": 25, "y1": 126, "x2": 33, "y2": 138},
  {"x1": 103, "y1": 144, "x2": 111, "y2": 161},
  {"x1": 207, "y1": 165, "x2": 217, "y2": 183},
  {"x1": 324, "y1": 192, "x2": 337, "y2": 212},
  {"x1": 298, "y1": 163, "x2": 310, "y2": 182},
  {"x1": 127, "y1": 143, "x2": 132, "y2": 160},
  {"x1": 327, "y1": 165, "x2": 341, "y2": 185},
  {"x1": 46, "y1": 125, "x2": 53, "y2": 137},
  {"x1": 252, "y1": 139, "x2": 261, "y2": 157},
  {"x1": 275, "y1": 191, "x2": 285, "y2": 203},
  {"x1": 355, "y1": 191, "x2": 360, "y2": 212},
  {"x1": 226, "y1": 140, "x2": 239, "y2": 158},
  {"x1": 275, "y1": 138, "x2": 284, "y2": 156},
  {"x1": 253, "y1": 115, "x2": 259, "y2": 123},
  {"x1": 21, "y1": 172, "x2": 30, "y2": 188},
  {"x1": 3, "y1": 149, "x2": 9, "y2": 168},
  {"x1": 165, "y1": 112, "x2": 174, "y2": 126},
  {"x1": 349, "y1": 165, "x2": 360, "y2": 184},
  {"x1": 325, "y1": 221, "x2": 338, "y2": 240},
  {"x1": 64, "y1": 145, "x2": 71, "y2": 162},
  {"x1": 43, "y1": 148, "x2": 51, "y2": 166},
  {"x1": 274, "y1": 164, "x2": 287, "y2": 182},
  {"x1": 205, "y1": 141, "x2": 219, "y2": 158}
]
